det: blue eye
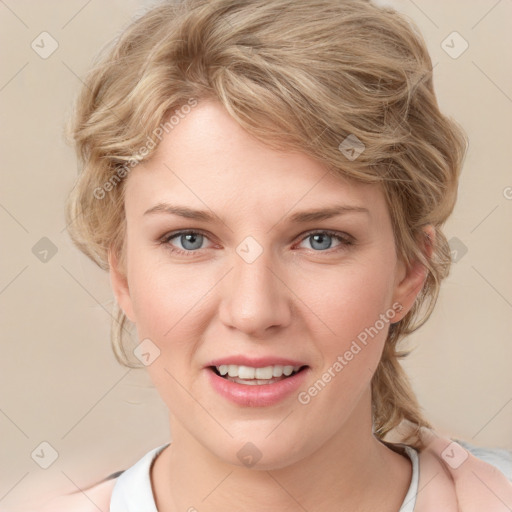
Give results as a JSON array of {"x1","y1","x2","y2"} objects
[
  {"x1": 308, "y1": 233, "x2": 334, "y2": 250},
  {"x1": 163, "y1": 231, "x2": 209, "y2": 255},
  {"x1": 160, "y1": 229, "x2": 353, "y2": 257},
  {"x1": 299, "y1": 231, "x2": 353, "y2": 251}
]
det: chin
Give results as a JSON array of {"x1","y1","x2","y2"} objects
[{"x1": 209, "y1": 434, "x2": 312, "y2": 471}]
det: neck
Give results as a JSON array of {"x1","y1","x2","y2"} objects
[{"x1": 151, "y1": 389, "x2": 412, "y2": 512}]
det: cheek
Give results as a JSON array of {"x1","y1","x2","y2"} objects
[
  {"x1": 125, "y1": 255, "x2": 212, "y2": 400},
  {"x1": 299, "y1": 258, "x2": 396, "y2": 345},
  {"x1": 297, "y1": 256, "x2": 397, "y2": 405},
  {"x1": 125, "y1": 245, "x2": 216, "y2": 344}
]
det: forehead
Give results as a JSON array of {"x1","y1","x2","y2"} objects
[{"x1": 123, "y1": 100, "x2": 387, "y2": 222}]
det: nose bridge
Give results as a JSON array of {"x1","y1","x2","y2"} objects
[{"x1": 219, "y1": 238, "x2": 291, "y2": 335}]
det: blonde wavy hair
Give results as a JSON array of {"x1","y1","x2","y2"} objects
[{"x1": 66, "y1": 0, "x2": 467, "y2": 450}]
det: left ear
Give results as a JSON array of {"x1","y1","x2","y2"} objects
[
  {"x1": 391, "y1": 225, "x2": 435, "y2": 322},
  {"x1": 108, "y1": 246, "x2": 136, "y2": 323}
]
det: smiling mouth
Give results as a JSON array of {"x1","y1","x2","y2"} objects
[{"x1": 210, "y1": 364, "x2": 308, "y2": 385}]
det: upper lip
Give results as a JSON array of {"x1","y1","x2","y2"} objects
[{"x1": 205, "y1": 356, "x2": 308, "y2": 369}]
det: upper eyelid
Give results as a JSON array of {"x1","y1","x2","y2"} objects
[{"x1": 162, "y1": 229, "x2": 215, "y2": 244}]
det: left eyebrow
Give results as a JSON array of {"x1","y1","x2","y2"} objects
[
  {"x1": 287, "y1": 205, "x2": 369, "y2": 223},
  {"x1": 143, "y1": 203, "x2": 369, "y2": 223}
]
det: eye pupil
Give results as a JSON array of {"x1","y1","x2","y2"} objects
[
  {"x1": 181, "y1": 233, "x2": 203, "y2": 250},
  {"x1": 310, "y1": 233, "x2": 332, "y2": 250}
]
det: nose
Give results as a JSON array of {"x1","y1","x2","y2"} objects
[{"x1": 218, "y1": 243, "x2": 292, "y2": 337}]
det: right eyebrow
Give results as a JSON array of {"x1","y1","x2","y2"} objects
[{"x1": 144, "y1": 203, "x2": 217, "y2": 221}]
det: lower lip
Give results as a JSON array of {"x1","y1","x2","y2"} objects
[{"x1": 206, "y1": 367, "x2": 310, "y2": 407}]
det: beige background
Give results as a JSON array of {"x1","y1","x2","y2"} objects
[{"x1": 0, "y1": 0, "x2": 511, "y2": 509}]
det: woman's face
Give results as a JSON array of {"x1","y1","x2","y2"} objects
[{"x1": 111, "y1": 100, "x2": 424, "y2": 469}]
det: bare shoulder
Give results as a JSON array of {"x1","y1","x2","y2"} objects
[{"x1": 36, "y1": 477, "x2": 118, "y2": 512}]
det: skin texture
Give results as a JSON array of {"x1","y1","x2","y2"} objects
[{"x1": 109, "y1": 100, "x2": 432, "y2": 512}]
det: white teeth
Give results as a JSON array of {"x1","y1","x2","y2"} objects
[
  {"x1": 255, "y1": 366, "x2": 273, "y2": 379},
  {"x1": 283, "y1": 365, "x2": 295, "y2": 376},
  {"x1": 238, "y1": 366, "x2": 255, "y2": 379},
  {"x1": 215, "y1": 364, "x2": 302, "y2": 379},
  {"x1": 272, "y1": 366, "x2": 283, "y2": 377}
]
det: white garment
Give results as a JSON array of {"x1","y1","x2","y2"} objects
[
  {"x1": 400, "y1": 446, "x2": 419, "y2": 512},
  {"x1": 110, "y1": 443, "x2": 168, "y2": 512},
  {"x1": 110, "y1": 443, "x2": 419, "y2": 511}
]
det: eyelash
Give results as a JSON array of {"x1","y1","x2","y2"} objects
[{"x1": 159, "y1": 229, "x2": 354, "y2": 257}]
